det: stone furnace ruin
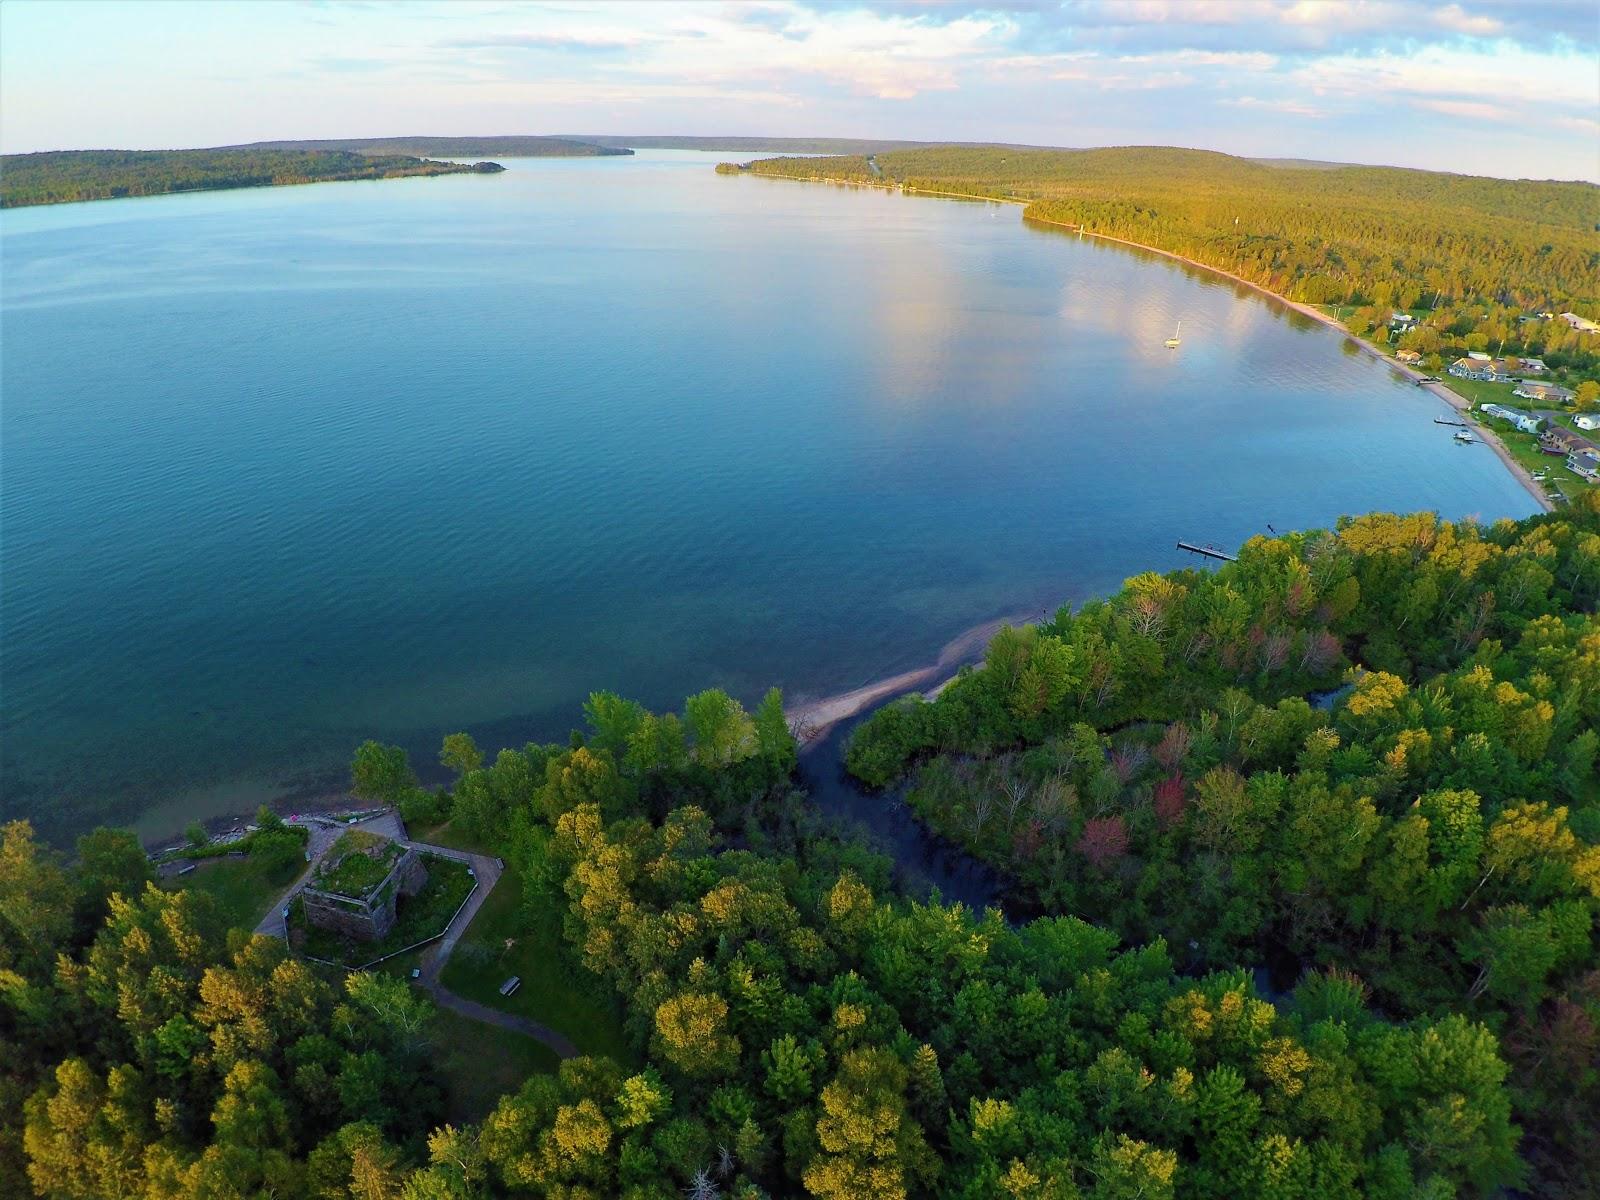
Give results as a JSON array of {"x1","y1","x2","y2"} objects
[{"x1": 301, "y1": 829, "x2": 427, "y2": 942}]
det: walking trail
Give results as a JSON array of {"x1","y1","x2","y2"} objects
[{"x1": 256, "y1": 810, "x2": 578, "y2": 1059}]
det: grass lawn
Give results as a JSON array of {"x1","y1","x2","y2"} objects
[
  {"x1": 291, "y1": 855, "x2": 476, "y2": 967},
  {"x1": 1440, "y1": 375, "x2": 1525, "y2": 410},
  {"x1": 405, "y1": 818, "x2": 481, "y2": 854},
  {"x1": 314, "y1": 830, "x2": 401, "y2": 896},
  {"x1": 168, "y1": 853, "x2": 300, "y2": 932},
  {"x1": 1465, "y1": 411, "x2": 1588, "y2": 504},
  {"x1": 427, "y1": 1006, "x2": 558, "y2": 1124},
  {"x1": 441, "y1": 840, "x2": 636, "y2": 1066}
]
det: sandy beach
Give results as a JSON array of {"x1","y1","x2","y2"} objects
[{"x1": 786, "y1": 610, "x2": 1035, "y2": 747}]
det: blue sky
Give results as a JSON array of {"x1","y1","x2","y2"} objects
[{"x1": 2, "y1": 0, "x2": 1596, "y2": 179}]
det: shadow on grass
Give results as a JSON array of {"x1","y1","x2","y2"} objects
[
  {"x1": 432, "y1": 823, "x2": 637, "y2": 1066},
  {"x1": 167, "y1": 854, "x2": 301, "y2": 932},
  {"x1": 428, "y1": 1006, "x2": 560, "y2": 1124}
]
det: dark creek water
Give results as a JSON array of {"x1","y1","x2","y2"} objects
[
  {"x1": 1, "y1": 151, "x2": 1537, "y2": 844},
  {"x1": 800, "y1": 711, "x2": 1009, "y2": 915}
]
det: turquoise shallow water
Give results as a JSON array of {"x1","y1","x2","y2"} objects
[{"x1": 1, "y1": 151, "x2": 1538, "y2": 842}]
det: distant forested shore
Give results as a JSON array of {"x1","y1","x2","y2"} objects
[
  {"x1": 0, "y1": 148, "x2": 507, "y2": 208},
  {"x1": 724, "y1": 146, "x2": 1600, "y2": 385},
  {"x1": 220, "y1": 135, "x2": 631, "y2": 159}
]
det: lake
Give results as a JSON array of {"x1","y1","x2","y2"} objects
[{"x1": 0, "y1": 150, "x2": 1539, "y2": 844}]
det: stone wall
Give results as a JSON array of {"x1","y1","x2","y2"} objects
[
  {"x1": 395, "y1": 850, "x2": 428, "y2": 898},
  {"x1": 302, "y1": 846, "x2": 429, "y2": 943}
]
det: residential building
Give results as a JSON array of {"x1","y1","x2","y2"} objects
[
  {"x1": 1559, "y1": 312, "x2": 1600, "y2": 334},
  {"x1": 1513, "y1": 381, "x2": 1576, "y2": 404},
  {"x1": 1568, "y1": 449, "x2": 1600, "y2": 483},
  {"x1": 1541, "y1": 425, "x2": 1596, "y2": 457},
  {"x1": 1575, "y1": 415, "x2": 1600, "y2": 432},
  {"x1": 1479, "y1": 404, "x2": 1543, "y2": 435},
  {"x1": 1516, "y1": 357, "x2": 1548, "y2": 373},
  {"x1": 1450, "y1": 357, "x2": 1512, "y2": 383},
  {"x1": 1389, "y1": 313, "x2": 1417, "y2": 330},
  {"x1": 1395, "y1": 349, "x2": 1423, "y2": 364}
]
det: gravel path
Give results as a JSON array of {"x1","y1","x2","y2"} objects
[{"x1": 255, "y1": 811, "x2": 580, "y2": 1059}]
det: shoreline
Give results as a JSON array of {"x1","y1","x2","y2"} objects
[
  {"x1": 745, "y1": 167, "x2": 1552, "y2": 514},
  {"x1": 1056, "y1": 226, "x2": 1553, "y2": 513},
  {"x1": 785, "y1": 610, "x2": 1036, "y2": 747}
]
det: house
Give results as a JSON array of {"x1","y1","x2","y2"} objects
[
  {"x1": 1395, "y1": 349, "x2": 1423, "y2": 365},
  {"x1": 1451, "y1": 357, "x2": 1513, "y2": 383},
  {"x1": 1480, "y1": 404, "x2": 1544, "y2": 435},
  {"x1": 1541, "y1": 425, "x2": 1596, "y2": 457},
  {"x1": 1575, "y1": 414, "x2": 1600, "y2": 432},
  {"x1": 1516, "y1": 357, "x2": 1548, "y2": 374},
  {"x1": 1559, "y1": 312, "x2": 1600, "y2": 334},
  {"x1": 1514, "y1": 381, "x2": 1576, "y2": 405},
  {"x1": 1389, "y1": 313, "x2": 1417, "y2": 330},
  {"x1": 1568, "y1": 449, "x2": 1600, "y2": 483},
  {"x1": 1467, "y1": 351, "x2": 1492, "y2": 361}
]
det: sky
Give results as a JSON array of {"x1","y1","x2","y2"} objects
[{"x1": 2, "y1": 0, "x2": 1597, "y2": 180}]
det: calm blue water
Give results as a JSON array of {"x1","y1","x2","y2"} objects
[{"x1": 1, "y1": 151, "x2": 1538, "y2": 842}]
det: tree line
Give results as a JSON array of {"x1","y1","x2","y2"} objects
[
  {"x1": 0, "y1": 150, "x2": 503, "y2": 208},
  {"x1": 845, "y1": 494, "x2": 1600, "y2": 1198}
]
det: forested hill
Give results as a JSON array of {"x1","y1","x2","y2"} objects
[
  {"x1": 5, "y1": 496, "x2": 1599, "y2": 1199},
  {"x1": 571, "y1": 134, "x2": 952, "y2": 154},
  {"x1": 224, "y1": 135, "x2": 631, "y2": 158},
  {"x1": 0, "y1": 148, "x2": 504, "y2": 208},
  {"x1": 732, "y1": 145, "x2": 1600, "y2": 318}
]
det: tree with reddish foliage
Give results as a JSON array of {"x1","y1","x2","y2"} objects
[
  {"x1": 1298, "y1": 628, "x2": 1342, "y2": 675},
  {"x1": 1012, "y1": 820, "x2": 1044, "y2": 863},
  {"x1": 1153, "y1": 775, "x2": 1187, "y2": 829},
  {"x1": 1109, "y1": 744, "x2": 1148, "y2": 785},
  {"x1": 1260, "y1": 629, "x2": 1292, "y2": 673},
  {"x1": 1503, "y1": 975, "x2": 1600, "y2": 1198},
  {"x1": 1152, "y1": 723, "x2": 1191, "y2": 772},
  {"x1": 1076, "y1": 815, "x2": 1129, "y2": 870}
]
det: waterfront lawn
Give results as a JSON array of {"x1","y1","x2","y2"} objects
[
  {"x1": 440, "y1": 835, "x2": 635, "y2": 1066},
  {"x1": 1468, "y1": 411, "x2": 1582, "y2": 504},
  {"x1": 1441, "y1": 375, "x2": 1523, "y2": 410},
  {"x1": 291, "y1": 855, "x2": 475, "y2": 967},
  {"x1": 428, "y1": 1006, "x2": 558, "y2": 1125},
  {"x1": 169, "y1": 851, "x2": 300, "y2": 932}
]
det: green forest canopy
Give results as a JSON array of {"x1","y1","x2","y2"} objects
[
  {"x1": 0, "y1": 149, "x2": 504, "y2": 208},
  {"x1": 4, "y1": 493, "x2": 1598, "y2": 1199},
  {"x1": 733, "y1": 145, "x2": 1600, "y2": 333}
]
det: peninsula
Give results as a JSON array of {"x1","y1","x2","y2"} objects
[{"x1": 0, "y1": 147, "x2": 508, "y2": 208}]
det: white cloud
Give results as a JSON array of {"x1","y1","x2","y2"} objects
[
  {"x1": 1222, "y1": 95, "x2": 1329, "y2": 119},
  {"x1": 1414, "y1": 99, "x2": 1511, "y2": 123},
  {"x1": 1551, "y1": 114, "x2": 1600, "y2": 136},
  {"x1": 1293, "y1": 43, "x2": 1598, "y2": 111}
]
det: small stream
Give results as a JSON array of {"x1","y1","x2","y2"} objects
[
  {"x1": 798, "y1": 710, "x2": 1010, "y2": 914},
  {"x1": 798, "y1": 678, "x2": 1358, "y2": 986}
]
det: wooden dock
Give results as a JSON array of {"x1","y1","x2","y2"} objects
[
  {"x1": 1176, "y1": 540, "x2": 1238, "y2": 562},
  {"x1": 1433, "y1": 417, "x2": 1468, "y2": 427}
]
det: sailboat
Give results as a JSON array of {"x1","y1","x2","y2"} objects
[{"x1": 1164, "y1": 321, "x2": 1182, "y2": 349}]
